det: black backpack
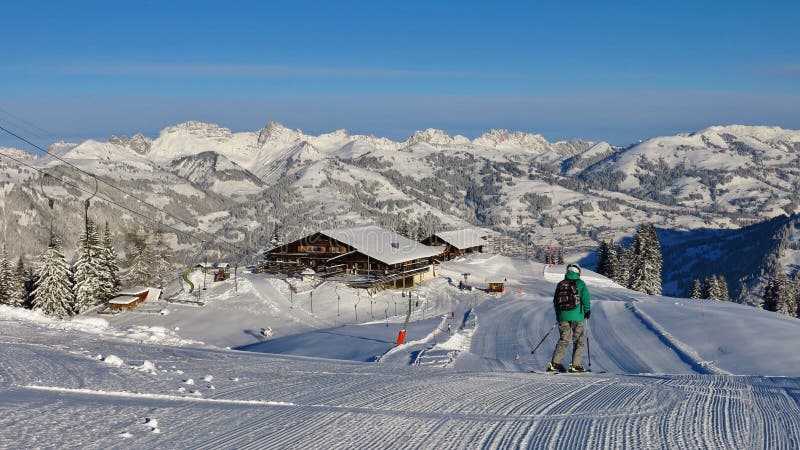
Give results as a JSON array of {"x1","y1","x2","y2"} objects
[{"x1": 553, "y1": 279, "x2": 579, "y2": 311}]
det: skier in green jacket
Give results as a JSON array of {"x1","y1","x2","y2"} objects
[{"x1": 548, "y1": 263, "x2": 591, "y2": 373}]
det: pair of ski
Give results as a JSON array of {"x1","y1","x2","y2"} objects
[{"x1": 530, "y1": 368, "x2": 604, "y2": 374}]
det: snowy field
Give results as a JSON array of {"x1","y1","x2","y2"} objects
[{"x1": 2, "y1": 254, "x2": 800, "y2": 448}]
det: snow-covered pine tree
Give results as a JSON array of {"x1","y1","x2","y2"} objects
[
  {"x1": 556, "y1": 248, "x2": 564, "y2": 265},
  {"x1": 613, "y1": 244, "x2": 631, "y2": 288},
  {"x1": 690, "y1": 279, "x2": 702, "y2": 299},
  {"x1": 101, "y1": 222, "x2": 119, "y2": 300},
  {"x1": 793, "y1": 275, "x2": 800, "y2": 318},
  {"x1": 8, "y1": 256, "x2": 28, "y2": 307},
  {"x1": 700, "y1": 276, "x2": 710, "y2": 299},
  {"x1": 717, "y1": 275, "x2": 730, "y2": 301},
  {"x1": 596, "y1": 241, "x2": 609, "y2": 276},
  {"x1": 646, "y1": 224, "x2": 663, "y2": 295},
  {"x1": 123, "y1": 229, "x2": 152, "y2": 286},
  {"x1": 32, "y1": 236, "x2": 75, "y2": 317},
  {"x1": 415, "y1": 223, "x2": 427, "y2": 241},
  {"x1": 269, "y1": 226, "x2": 282, "y2": 248},
  {"x1": 762, "y1": 269, "x2": 791, "y2": 315},
  {"x1": 602, "y1": 240, "x2": 617, "y2": 280},
  {"x1": 629, "y1": 225, "x2": 649, "y2": 294},
  {"x1": 708, "y1": 274, "x2": 722, "y2": 300},
  {"x1": 149, "y1": 225, "x2": 173, "y2": 288},
  {"x1": 0, "y1": 247, "x2": 11, "y2": 305},
  {"x1": 395, "y1": 221, "x2": 410, "y2": 239},
  {"x1": 73, "y1": 220, "x2": 106, "y2": 312}
]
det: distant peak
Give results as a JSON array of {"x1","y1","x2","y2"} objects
[
  {"x1": 258, "y1": 121, "x2": 300, "y2": 146},
  {"x1": 108, "y1": 133, "x2": 153, "y2": 155},
  {"x1": 161, "y1": 121, "x2": 233, "y2": 139},
  {"x1": 472, "y1": 129, "x2": 550, "y2": 151},
  {"x1": 405, "y1": 128, "x2": 453, "y2": 146},
  {"x1": 696, "y1": 124, "x2": 800, "y2": 142}
]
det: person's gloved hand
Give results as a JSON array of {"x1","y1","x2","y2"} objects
[{"x1": 584, "y1": 311, "x2": 591, "y2": 320}]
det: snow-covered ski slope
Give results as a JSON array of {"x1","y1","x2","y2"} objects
[{"x1": 2, "y1": 254, "x2": 800, "y2": 448}]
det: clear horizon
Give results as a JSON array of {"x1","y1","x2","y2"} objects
[{"x1": 1, "y1": 1, "x2": 799, "y2": 149}]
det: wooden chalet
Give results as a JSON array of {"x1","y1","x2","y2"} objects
[
  {"x1": 265, "y1": 225, "x2": 444, "y2": 289},
  {"x1": 421, "y1": 228, "x2": 489, "y2": 260},
  {"x1": 108, "y1": 287, "x2": 162, "y2": 311}
]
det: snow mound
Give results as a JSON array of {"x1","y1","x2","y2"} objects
[
  {"x1": 0, "y1": 305, "x2": 199, "y2": 346},
  {"x1": 135, "y1": 360, "x2": 158, "y2": 374},
  {"x1": 102, "y1": 355, "x2": 125, "y2": 367}
]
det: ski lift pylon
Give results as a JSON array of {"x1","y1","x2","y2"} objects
[{"x1": 39, "y1": 172, "x2": 56, "y2": 240}]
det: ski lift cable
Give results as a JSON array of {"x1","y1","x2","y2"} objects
[
  {"x1": 0, "y1": 125, "x2": 247, "y2": 254},
  {"x1": 0, "y1": 150, "x2": 202, "y2": 243},
  {"x1": 0, "y1": 124, "x2": 221, "y2": 243}
]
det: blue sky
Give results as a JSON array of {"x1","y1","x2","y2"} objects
[{"x1": 1, "y1": 0, "x2": 798, "y2": 147}]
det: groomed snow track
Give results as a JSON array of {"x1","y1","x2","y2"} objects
[
  {"x1": 2, "y1": 255, "x2": 800, "y2": 448},
  {"x1": 2, "y1": 319, "x2": 800, "y2": 449}
]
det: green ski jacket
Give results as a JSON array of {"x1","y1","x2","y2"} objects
[{"x1": 555, "y1": 270, "x2": 591, "y2": 322}]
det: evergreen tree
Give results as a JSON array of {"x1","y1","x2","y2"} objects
[
  {"x1": 630, "y1": 224, "x2": 663, "y2": 295},
  {"x1": 629, "y1": 225, "x2": 649, "y2": 293},
  {"x1": 602, "y1": 240, "x2": 616, "y2": 280},
  {"x1": 32, "y1": 236, "x2": 75, "y2": 317},
  {"x1": 700, "y1": 276, "x2": 711, "y2": 299},
  {"x1": 100, "y1": 222, "x2": 119, "y2": 300},
  {"x1": 0, "y1": 247, "x2": 10, "y2": 306},
  {"x1": 690, "y1": 279, "x2": 702, "y2": 299},
  {"x1": 794, "y1": 276, "x2": 800, "y2": 318},
  {"x1": 717, "y1": 275, "x2": 730, "y2": 301},
  {"x1": 556, "y1": 248, "x2": 564, "y2": 265},
  {"x1": 415, "y1": 223, "x2": 427, "y2": 241},
  {"x1": 150, "y1": 226, "x2": 173, "y2": 288},
  {"x1": 8, "y1": 256, "x2": 28, "y2": 307},
  {"x1": 123, "y1": 229, "x2": 152, "y2": 286},
  {"x1": 762, "y1": 269, "x2": 791, "y2": 315},
  {"x1": 612, "y1": 244, "x2": 631, "y2": 288},
  {"x1": 646, "y1": 224, "x2": 663, "y2": 295},
  {"x1": 73, "y1": 220, "x2": 105, "y2": 312},
  {"x1": 707, "y1": 275, "x2": 723, "y2": 300},
  {"x1": 269, "y1": 226, "x2": 282, "y2": 248},
  {"x1": 395, "y1": 221, "x2": 410, "y2": 239},
  {"x1": 596, "y1": 241, "x2": 609, "y2": 276}
]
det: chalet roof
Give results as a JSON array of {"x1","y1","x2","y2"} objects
[
  {"x1": 432, "y1": 229, "x2": 489, "y2": 250},
  {"x1": 118, "y1": 286, "x2": 149, "y2": 296},
  {"x1": 145, "y1": 288, "x2": 162, "y2": 303},
  {"x1": 217, "y1": 263, "x2": 229, "y2": 268},
  {"x1": 322, "y1": 225, "x2": 441, "y2": 265},
  {"x1": 109, "y1": 295, "x2": 139, "y2": 305}
]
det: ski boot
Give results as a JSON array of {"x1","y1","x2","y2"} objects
[
  {"x1": 568, "y1": 364, "x2": 588, "y2": 373},
  {"x1": 547, "y1": 362, "x2": 566, "y2": 373}
]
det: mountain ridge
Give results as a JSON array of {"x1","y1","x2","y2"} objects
[{"x1": 1, "y1": 121, "x2": 799, "y2": 303}]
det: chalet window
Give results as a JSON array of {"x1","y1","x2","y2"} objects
[{"x1": 297, "y1": 245, "x2": 333, "y2": 253}]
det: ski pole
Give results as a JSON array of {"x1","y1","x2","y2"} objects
[
  {"x1": 586, "y1": 320, "x2": 591, "y2": 369},
  {"x1": 531, "y1": 323, "x2": 557, "y2": 355}
]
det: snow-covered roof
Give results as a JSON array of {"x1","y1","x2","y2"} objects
[
  {"x1": 109, "y1": 295, "x2": 139, "y2": 305},
  {"x1": 322, "y1": 225, "x2": 441, "y2": 265},
  {"x1": 144, "y1": 288, "x2": 162, "y2": 303},
  {"x1": 217, "y1": 263, "x2": 229, "y2": 268},
  {"x1": 432, "y1": 229, "x2": 489, "y2": 250},
  {"x1": 118, "y1": 287, "x2": 149, "y2": 296}
]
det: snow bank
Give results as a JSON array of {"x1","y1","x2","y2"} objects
[{"x1": 0, "y1": 305, "x2": 199, "y2": 346}]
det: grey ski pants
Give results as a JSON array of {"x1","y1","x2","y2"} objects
[{"x1": 551, "y1": 321, "x2": 585, "y2": 367}]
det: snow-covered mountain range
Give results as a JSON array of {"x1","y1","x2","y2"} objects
[{"x1": 1, "y1": 121, "x2": 799, "y2": 301}]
